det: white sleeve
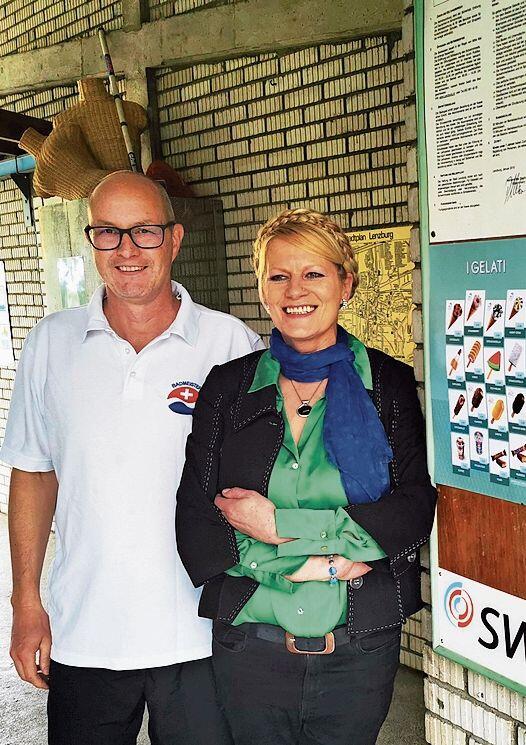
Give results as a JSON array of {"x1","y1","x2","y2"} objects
[
  {"x1": 252, "y1": 333, "x2": 267, "y2": 352},
  {"x1": 0, "y1": 332, "x2": 54, "y2": 472}
]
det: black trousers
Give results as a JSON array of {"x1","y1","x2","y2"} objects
[
  {"x1": 212, "y1": 623, "x2": 401, "y2": 745},
  {"x1": 47, "y1": 656, "x2": 233, "y2": 745}
]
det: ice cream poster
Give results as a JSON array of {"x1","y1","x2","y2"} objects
[{"x1": 428, "y1": 239, "x2": 526, "y2": 505}]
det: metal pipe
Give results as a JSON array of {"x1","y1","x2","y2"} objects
[
  {"x1": 0, "y1": 154, "x2": 35, "y2": 178},
  {"x1": 98, "y1": 27, "x2": 139, "y2": 173}
]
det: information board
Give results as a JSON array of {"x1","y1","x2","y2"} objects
[
  {"x1": 429, "y1": 240, "x2": 526, "y2": 503},
  {"x1": 417, "y1": 0, "x2": 526, "y2": 695},
  {"x1": 424, "y1": 0, "x2": 526, "y2": 243}
]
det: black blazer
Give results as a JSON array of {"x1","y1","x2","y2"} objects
[{"x1": 176, "y1": 347, "x2": 437, "y2": 633}]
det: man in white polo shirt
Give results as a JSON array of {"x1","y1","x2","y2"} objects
[{"x1": 1, "y1": 171, "x2": 263, "y2": 744}]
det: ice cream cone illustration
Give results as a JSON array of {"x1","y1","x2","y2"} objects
[
  {"x1": 508, "y1": 296, "x2": 523, "y2": 320},
  {"x1": 511, "y1": 392, "x2": 525, "y2": 418},
  {"x1": 490, "y1": 399, "x2": 504, "y2": 424},
  {"x1": 466, "y1": 340, "x2": 481, "y2": 368},
  {"x1": 508, "y1": 343, "x2": 522, "y2": 372},
  {"x1": 486, "y1": 303, "x2": 503, "y2": 331},
  {"x1": 470, "y1": 387, "x2": 483, "y2": 412},
  {"x1": 467, "y1": 294, "x2": 481, "y2": 321},
  {"x1": 448, "y1": 303, "x2": 463, "y2": 329},
  {"x1": 448, "y1": 348, "x2": 462, "y2": 376},
  {"x1": 486, "y1": 351, "x2": 501, "y2": 379}
]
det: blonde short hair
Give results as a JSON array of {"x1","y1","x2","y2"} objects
[{"x1": 252, "y1": 208, "x2": 359, "y2": 299}]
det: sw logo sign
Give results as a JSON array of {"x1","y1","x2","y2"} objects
[{"x1": 438, "y1": 571, "x2": 526, "y2": 688}]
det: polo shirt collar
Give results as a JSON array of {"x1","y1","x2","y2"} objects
[
  {"x1": 82, "y1": 281, "x2": 200, "y2": 346},
  {"x1": 248, "y1": 331, "x2": 373, "y2": 392}
]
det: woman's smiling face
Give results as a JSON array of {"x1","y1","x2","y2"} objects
[{"x1": 262, "y1": 237, "x2": 353, "y2": 353}]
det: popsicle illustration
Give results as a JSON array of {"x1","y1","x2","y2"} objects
[
  {"x1": 486, "y1": 350, "x2": 500, "y2": 379},
  {"x1": 448, "y1": 303, "x2": 463, "y2": 329},
  {"x1": 466, "y1": 340, "x2": 481, "y2": 368},
  {"x1": 512, "y1": 443, "x2": 526, "y2": 464},
  {"x1": 470, "y1": 387, "x2": 484, "y2": 412},
  {"x1": 490, "y1": 399, "x2": 504, "y2": 424},
  {"x1": 491, "y1": 450, "x2": 507, "y2": 468},
  {"x1": 452, "y1": 394, "x2": 465, "y2": 417},
  {"x1": 467, "y1": 295, "x2": 481, "y2": 321},
  {"x1": 508, "y1": 342, "x2": 523, "y2": 372},
  {"x1": 511, "y1": 392, "x2": 525, "y2": 418},
  {"x1": 486, "y1": 303, "x2": 503, "y2": 331},
  {"x1": 448, "y1": 348, "x2": 462, "y2": 376},
  {"x1": 508, "y1": 296, "x2": 523, "y2": 320}
]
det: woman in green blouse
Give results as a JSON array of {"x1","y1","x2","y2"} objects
[{"x1": 176, "y1": 207, "x2": 436, "y2": 745}]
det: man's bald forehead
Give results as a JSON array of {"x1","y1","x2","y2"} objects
[{"x1": 88, "y1": 171, "x2": 175, "y2": 222}]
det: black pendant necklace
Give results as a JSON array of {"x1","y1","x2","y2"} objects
[{"x1": 289, "y1": 379, "x2": 324, "y2": 418}]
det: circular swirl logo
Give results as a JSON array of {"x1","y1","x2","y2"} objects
[{"x1": 444, "y1": 582, "x2": 474, "y2": 628}]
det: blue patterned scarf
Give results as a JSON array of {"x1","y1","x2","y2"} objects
[{"x1": 269, "y1": 326, "x2": 392, "y2": 504}]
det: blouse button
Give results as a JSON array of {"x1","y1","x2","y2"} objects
[
  {"x1": 250, "y1": 561, "x2": 258, "y2": 569},
  {"x1": 291, "y1": 463, "x2": 299, "y2": 470},
  {"x1": 297, "y1": 608, "x2": 304, "y2": 615}
]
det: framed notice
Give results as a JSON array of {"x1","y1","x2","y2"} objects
[
  {"x1": 416, "y1": 0, "x2": 526, "y2": 695},
  {"x1": 424, "y1": 0, "x2": 526, "y2": 243},
  {"x1": 0, "y1": 262, "x2": 14, "y2": 366}
]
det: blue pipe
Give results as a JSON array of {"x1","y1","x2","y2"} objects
[{"x1": 0, "y1": 154, "x2": 36, "y2": 177}]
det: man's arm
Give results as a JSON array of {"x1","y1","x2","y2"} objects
[{"x1": 9, "y1": 468, "x2": 57, "y2": 690}]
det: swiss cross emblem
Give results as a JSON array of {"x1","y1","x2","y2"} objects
[{"x1": 167, "y1": 381, "x2": 201, "y2": 415}]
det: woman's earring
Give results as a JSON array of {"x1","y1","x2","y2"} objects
[{"x1": 340, "y1": 297, "x2": 349, "y2": 310}]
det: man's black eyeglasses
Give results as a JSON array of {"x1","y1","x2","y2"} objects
[{"x1": 84, "y1": 223, "x2": 175, "y2": 251}]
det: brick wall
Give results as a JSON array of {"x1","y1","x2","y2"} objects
[
  {"x1": 0, "y1": 0, "x2": 122, "y2": 57},
  {"x1": 155, "y1": 36, "x2": 409, "y2": 339},
  {"x1": 149, "y1": 0, "x2": 233, "y2": 22},
  {"x1": 0, "y1": 84, "x2": 79, "y2": 510}
]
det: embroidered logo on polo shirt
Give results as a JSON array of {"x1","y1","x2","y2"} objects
[{"x1": 167, "y1": 381, "x2": 201, "y2": 415}]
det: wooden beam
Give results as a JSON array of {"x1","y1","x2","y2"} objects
[
  {"x1": 0, "y1": 139, "x2": 24, "y2": 156},
  {"x1": 145, "y1": 68, "x2": 162, "y2": 162},
  {"x1": 0, "y1": 108, "x2": 53, "y2": 140}
]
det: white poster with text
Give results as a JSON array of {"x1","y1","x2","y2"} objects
[{"x1": 424, "y1": 0, "x2": 526, "y2": 242}]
